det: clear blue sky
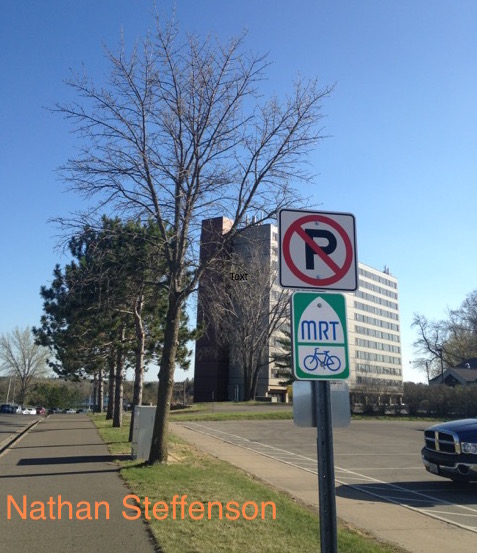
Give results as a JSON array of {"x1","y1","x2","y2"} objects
[{"x1": 1, "y1": 1, "x2": 477, "y2": 384}]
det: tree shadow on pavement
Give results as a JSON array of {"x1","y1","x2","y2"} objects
[{"x1": 17, "y1": 454, "x2": 131, "y2": 465}]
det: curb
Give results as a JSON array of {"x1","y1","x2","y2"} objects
[{"x1": 0, "y1": 419, "x2": 42, "y2": 455}]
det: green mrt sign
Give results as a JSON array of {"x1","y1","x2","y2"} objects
[{"x1": 291, "y1": 292, "x2": 349, "y2": 380}]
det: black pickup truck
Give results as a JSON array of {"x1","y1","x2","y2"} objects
[{"x1": 422, "y1": 418, "x2": 477, "y2": 481}]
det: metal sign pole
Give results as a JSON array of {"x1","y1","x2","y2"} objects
[{"x1": 314, "y1": 380, "x2": 338, "y2": 553}]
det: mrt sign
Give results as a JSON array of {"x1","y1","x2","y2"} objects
[
  {"x1": 291, "y1": 292, "x2": 349, "y2": 380},
  {"x1": 279, "y1": 209, "x2": 357, "y2": 291}
]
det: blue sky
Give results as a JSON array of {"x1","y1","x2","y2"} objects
[{"x1": 1, "y1": 1, "x2": 477, "y2": 384}]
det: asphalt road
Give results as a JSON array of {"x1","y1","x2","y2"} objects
[
  {"x1": 178, "y1": 419, "x2": 477, "y2": 533},
  {"x1": 0, "y1": 413, "x2": 41, "y2": 447}
]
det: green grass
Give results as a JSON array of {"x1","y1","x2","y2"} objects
[
  {"x1": 186, "y1": 401, "x2": 286, "y2": 408},
  {"x1": 169, "y1": 410, "x2": 293, "y2": 422},
  {"x1": 93, "y1": 414, "x2": 406, "y2": 553}
]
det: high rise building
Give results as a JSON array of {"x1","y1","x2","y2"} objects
[
  {"x1": 346, "y1": 263, "x2": 403, "y2": 406},
  {"x1": 194, "y1": 217, "x2": 403, "y2": 405},
  {"x1": 194, "y1": 217, "x2": 288, "y2": 402},
  {"x1": 193, "y1": 217, "x2": 233, "y2": 403}
]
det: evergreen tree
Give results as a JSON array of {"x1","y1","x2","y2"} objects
[
  {"x1": 35, "y1": 217, "x2": 193, "y2": 429},
  {"x1": 272, "y1": 329, "x2": 294, "y2": 386}
]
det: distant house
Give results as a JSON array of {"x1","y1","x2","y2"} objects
[{"x1": 429, "y1": 358, "x2": 477, "y2": 387}]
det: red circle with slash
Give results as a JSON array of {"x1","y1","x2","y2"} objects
[{"x1": 282, "y1": 214, "x2": 353, "y2": 286}]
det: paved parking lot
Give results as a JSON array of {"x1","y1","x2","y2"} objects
[{"x1": 178, "y1": 419, "x2": 477, "y2": 533}]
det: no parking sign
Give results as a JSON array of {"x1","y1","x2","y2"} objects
[{"x1": 279, "y1": 209, "x2": 357, "y2": 291}]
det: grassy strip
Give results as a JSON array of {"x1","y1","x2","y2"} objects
[
  {"x1": 169, "y1": 410, "x2": 293, "y2": 422},
  {"x1": 94, "y1": 415, "x2": 406, "y2": 553},
  {"x1": 178, "y1": 401, "x2": 284, "y2": 410}
]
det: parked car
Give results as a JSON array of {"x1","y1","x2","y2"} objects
[
  {"x1": 36, "y1": 407, "x2": 47, "y2": 415},
  {"x1": 422, "y1": 418, "x2": 477, "y2": 482},
  {"x1": 0, "y1": 403, "x2": 18, "y2": 414},
  {"x1": 76, "y1": 408, "x2": 93, "y2": 413},
  {"x1": 65, "y1": 408, "x2": 76, "y2": 414},
  {"x1": 48, "y1": 407, "x2": 60, "y2": 414},
  {"x1": 22, "y1": 407, "x2": 37, "y2": 415}
]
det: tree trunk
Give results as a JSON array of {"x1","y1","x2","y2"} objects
[
  {"x1": 243, "y1": 372, "x2": 251, "y2": 401},
  {"x1": 250, "y1": 346, "x2": 266, "y2": 400},
  {"x1": 243, "y1": 348, "x2": 255, "y2": 401},
  {"x1": 98, "y1": 366, "x2": 104, "y2": 412},
  {"x1": 148, "y1": 292, "x2": 182, "y2": 464},
  {"x1": 106, "y1": 353, "x2": 115, "y2": 420},
  {"x1": 93, "y1": 373, "x2": 98, "y2": 411},
  {"x1": 251, "y1": 363, "x2": 262, "y2": 400},
  {"x1": 113, "y1": 326, "x2": 126, "y2": 428},
  {"x1": 129, "y1": 296, "x2": 145, "y2": 442},
  {"x1": 113, "y1": 357, "x2": 124, "y2": 428},
  {"x1": 18, "y1": 377, "x2": 28, "y2": 405}
]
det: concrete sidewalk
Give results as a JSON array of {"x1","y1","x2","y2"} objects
[
  {"x1": 171, "y1": 422, "x2": 477, "y2": 553},
  {"x1": 0, "y1": 415, "x2": 157, "y2": 553}
]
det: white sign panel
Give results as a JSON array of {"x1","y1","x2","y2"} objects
[{"x1": 279, "y1": 209, "x2": 357, "y2": 291}]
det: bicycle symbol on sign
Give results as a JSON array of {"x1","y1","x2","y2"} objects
[{"x1": 303, "y1": 347, "x2": 342, "y2": 372}]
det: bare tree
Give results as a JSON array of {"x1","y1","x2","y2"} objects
[
  {"x1": 412, "y1": 314, "x2": 449, "y2": 380},
  {"x1": 413, "y1": 291, "x2": 477, "y2": 380},
  {"x1": 447, "y1": 290, "x2": 477, "y2": 361},
  {"x1": 0, "y1": 327, "x2": 49, "y2": 403},
  {"x1": 54, "y1": 17, "x2": 331, "y2": 463}
]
